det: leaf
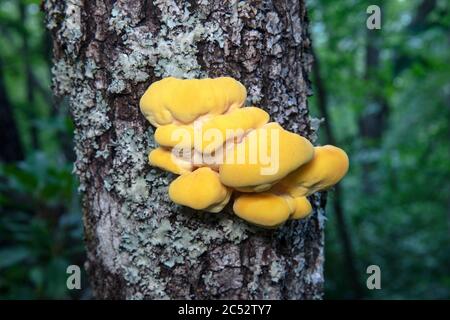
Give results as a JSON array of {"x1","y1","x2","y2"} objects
[{"x1": 0, "y1": 247, "x2": 30, "y2": 268}]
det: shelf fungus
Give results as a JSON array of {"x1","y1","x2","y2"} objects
[{"x1": 140, "y1": 77, "x2": 349, "y2": 227}]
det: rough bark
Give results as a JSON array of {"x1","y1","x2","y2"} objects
[{"x1": 44, "y1": 0, "x2": 325, "y2": 299}]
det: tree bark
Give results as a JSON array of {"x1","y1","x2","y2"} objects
[{"x1": 44, "y1": 0, "x2": 325, "y2": 299}]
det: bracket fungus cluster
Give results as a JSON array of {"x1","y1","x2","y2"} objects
[{"x1": 140, "y1": 77, "x2": 349, "y2": 227}]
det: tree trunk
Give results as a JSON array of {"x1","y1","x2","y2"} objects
[
  {"x1": 0, "y1": 56, "x2": 24, "y2": 162},
  {"x1": 44, "y1": 0, "x2": 325, "y2": 299},
  {"x1": 311, "y1": 46, "x2": 363, "y2": 299}
]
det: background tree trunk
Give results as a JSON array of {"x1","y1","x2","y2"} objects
[
  {"x1": 44, "y1": 0, "x2": 325, "y2": 299},
  {"x1": 0, "y1": 57, "x2": 24, "y2": 162}
]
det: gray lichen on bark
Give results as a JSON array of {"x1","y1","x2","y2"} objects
[{"x1": 44, "y1": 0, "x2": 325, "y2": 299}]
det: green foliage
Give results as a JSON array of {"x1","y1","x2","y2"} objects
[
  {"x1": 0, "y1": 153, "x2": 88, "y2": 299},
  {"x1": 309, "y1": 0, "x2": 450, "y2": 299},
  {"x1": 0, "y1": 0, "x2": 87, "y2": 299}
]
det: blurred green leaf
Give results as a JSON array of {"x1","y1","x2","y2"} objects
[{"x1": 0, "y1": 247, "x2": 30, "y2": 268}]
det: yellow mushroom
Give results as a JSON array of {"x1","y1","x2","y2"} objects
[
  {"x1": 148, "y1": 147, "x2": 193, "y2": 175},
  {"x1": 231, "y1": 144, "x2": 348, "y2": 226},
  {"x1": 219, "y1": 122, "x2": 314, "y2": 192},
  {"x1": 233, "y1": 193, "x2": 293, "y2": 227},
  {"x1": 140, "y1": 76, "x2": 350, "y2": 228},
  {"x1": 154, "y1": 124, "x2": 195, "y2": 151},
  {"x1": 232, "y1": 192, "x2": 313, "y2": 227},
  {"x1": 139, "y1": 77, "x2": 247, "y2": 127},
  {"x1": 290, "y1": 196, "x2": 313, "y2": 220},
  {"x1": 275, "y1": 145, "x2": 349, "y2": 197},
  {"x1": 168, "y1": 167, "x2": 231, "y2": 212},
  {"x1": 154, "y1": 107, "x2": 269, "y2": 154}
]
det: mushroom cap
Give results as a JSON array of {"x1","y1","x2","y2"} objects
[
  {"x1": 219, "y1": 122, "x2": 314, "y2": 192},
  {"x1": 233, "y1": 193, "x2": 293, "y2": 227},
  {"x1": 168, "y1": 167, "x2": 231, "y2": 212},
  {"x1": 154, "y1": 107, "x2": 269, "y2": 154},
  {"x1": 290, "y1": 196, "x2": 313, "y2": 220},
  {"x1": 140, "y1": 77, "x2": 247, "y2": 127},
  {"x1": 154, "y1": 124, "x2": 194, "y2": 150},
  {"x1": 276, "y1": 145, "x2": 349, "y2": 197},
  {"x1": 148, "y1": 147, "x2": 192, "y2": 175},
  {"x1": 205, "y1": 189, "x2": 232, "y2": 213}
]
